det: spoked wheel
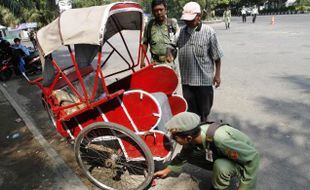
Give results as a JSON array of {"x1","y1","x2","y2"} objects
[
  {"x1": 74, "y1": 122, "x2": 154, "y2": 190},
  {"x1": 0, "y1": 68, "x2": 13, "y2": 81},
  {"x1": 42, "y1": 98, "x2": 57, "y2": 130}
]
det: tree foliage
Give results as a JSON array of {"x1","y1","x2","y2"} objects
[
  {"x1": 0, "y1": 0, "x2": 58, "y2": 28},
  {"x1": 1, "y1": 0, "x2": 309, "y2": 28}
]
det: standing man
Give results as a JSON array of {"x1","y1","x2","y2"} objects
[
  {"x1": 154, "y1": 112, "x2": 260, "y2": 190},
  {"x1": 140, "y1": 0, "x2": 179, "y2": 68},
  {"x1": 223, "y1": 7, "x2": 231, "y2": 29},
  {"x1": 252, "y1": 5, "x2": 259, "y2": 23},
  {"x1": 176, "y1": 2, "x2": 223, "y2": 122},
  {"x1": 241, "y1": 6, "x2": 247, "y2": 23}
]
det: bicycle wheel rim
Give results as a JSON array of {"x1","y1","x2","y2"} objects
[{"x1": 74, "y1": 122, "x2": 154, "y2": 190}]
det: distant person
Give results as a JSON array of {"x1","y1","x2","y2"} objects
[
  {"x1": 154, "y1": 112, "x2": 260, "y2": 190},
  {"x1": 211, "y1": 10, "x2": 216, "y2": 18},
  {"x1": 241, "y1": 6, "x2": 247, "y2": 23},
  {"x1": 11, "y1": 38, "x2": 30, "y2": 75},
  {"x1": 223, "y1": 7, "x2": 231, "y2": 29},
  {"x1": 174, "y1": 2, "x2": 223, "y2": 121},
  {"x1": 29, "y1": 30, "x2": 37, "y2": 50},
  {"x1": 141, "y1": 0, "x2": 179, "y2": 69},
  {"x1": 252, "y1": 5, "x2": 259, "y2": 23}
]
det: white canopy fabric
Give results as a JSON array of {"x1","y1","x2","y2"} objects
[{"x1": 37, "y1": 2, "x2": 143, "y2": 57}]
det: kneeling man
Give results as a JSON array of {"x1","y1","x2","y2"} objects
[{"x1": 155, "y1": 112, "x2": 259, "y2": 190}]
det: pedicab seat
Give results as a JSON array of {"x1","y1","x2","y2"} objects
[{"x1": 54, "y1": 65, "x2": 94, "y2": 90}]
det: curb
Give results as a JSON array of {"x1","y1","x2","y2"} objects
[{"x1": 0, "y1": 84, "x2": 88, "y2": 190}]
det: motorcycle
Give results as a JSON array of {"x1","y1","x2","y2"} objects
[{"x1": 0, "y1": 46, "x2": 41, "y2": 81}]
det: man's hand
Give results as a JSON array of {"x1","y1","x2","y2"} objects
[
  {"x1": 213, "y1": 59, "x2": 221, "y2": 88},
  {"x1": 154, "y1": 167, "x2": 172, "y2": 178},
  {"x1": 166, "y1": 54, "x2": 174, "y2": 63},
  {"x1": 213, "y1": 74, "x2": 221, "y2": 88},
  {"x1": 166, "y1": 47, "x2": 175, "y2": 63}
]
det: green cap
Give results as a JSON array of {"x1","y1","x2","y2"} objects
[{"x1": 165, "y1": 112, "x2": 200, "y2": 132}]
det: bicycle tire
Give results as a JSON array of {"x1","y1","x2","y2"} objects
[{"x1": 74, "y1": 122, "x2": 154, "y2": 190}]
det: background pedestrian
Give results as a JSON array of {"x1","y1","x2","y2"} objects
[
  {"x1": 252, "y1": 5, "x2": 259, "y2": 23},
  {"x1": 241, "y1": 6, "x2": 247, "y2": 23},
  {"x1": 223, "y1": 7, "x2": 231, "y2": 29}
]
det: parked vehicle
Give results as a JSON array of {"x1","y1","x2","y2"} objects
[{"x1": 0, "y1": 46, "x2": 41, "y2": 81}]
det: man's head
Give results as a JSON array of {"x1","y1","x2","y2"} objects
[
  {"x1": 14, "y1": 38, "x2": 21, "y2": 45},
  {"x1": 181, "y1": 2, "x2": 201, "y2": 28},
  {"x1": 165, "y1": 112, "x2": 201, "y2": 145},
  {"x1": 151, "y1": 0, "x2": 167, "y2": 22}
]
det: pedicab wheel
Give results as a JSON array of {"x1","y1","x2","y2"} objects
[
  {"x1": 0, "y1": 68, "x2": 13, "y2": 81},
  {"x1": 42, "y1": 98, "x2": 57, "y2": 130},
  {"x1": 74, "y1": 122, "x2": 154, "y2": 190}
]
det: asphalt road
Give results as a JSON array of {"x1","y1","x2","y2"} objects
[{"x1": 1, "y1": 14, "x2": 309, "y2": 190}]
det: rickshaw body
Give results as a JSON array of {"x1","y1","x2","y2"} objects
[{"x1": 30, "y1": 2, "x2": 187, "y2": 190}]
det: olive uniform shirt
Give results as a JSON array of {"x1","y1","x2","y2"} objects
[
  {"x1": 168, "y1": 124, "x2": 259, "y2": 189},
  {"x1": 143, "y1": 18, "x2": 179, "y2": 63}
]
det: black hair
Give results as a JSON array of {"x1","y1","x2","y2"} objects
[
  {"x1": 174, "y1": 126, "x2": 201, "y2": 139},
  {"x1": 151, "y1": 0, "x2": 167, "y2": 9},
  {"x1": 14, "y1": 38, "x2": 21, "y2": 43}
]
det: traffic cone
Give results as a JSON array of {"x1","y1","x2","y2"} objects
[{"x1": 271, "y1": 16, "x2": 275, "y2": 25}]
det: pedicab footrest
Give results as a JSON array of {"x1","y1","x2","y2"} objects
[{"x1": 119, "y1": 130, "x2": 171, "y2": 161}]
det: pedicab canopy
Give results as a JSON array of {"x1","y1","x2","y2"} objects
[{"x1": 36, "y1": 2, "x2": 143, "y2": 57}]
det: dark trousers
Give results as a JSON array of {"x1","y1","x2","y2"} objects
[
  {"x1": 242, "y1": 15, "x2": 246, "y2": 23},
  {"x1": 252, "y1": 14, "x2": 257, "y2": 23},
  {"x1": 182, "y1": 85, "x2": 214, "y2": 122}
]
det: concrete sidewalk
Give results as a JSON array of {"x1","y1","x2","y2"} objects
[{"x1": 0, "y1": 84, "x2": 87, "y2": 190}]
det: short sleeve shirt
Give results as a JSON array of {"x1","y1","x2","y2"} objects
[
  {"x1": 143, "y1": 18, "x2": 179, "y2": 56},
  {"x1": 168, "y1": 124, "x2": 259, "y2": 189},
  {"x1": 177, "y1": 23, "x2": 223, "y2": 86}
]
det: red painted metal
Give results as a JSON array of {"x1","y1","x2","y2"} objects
[
  {"x1": 122, "y1": 131, "x2": 170, "y2": 159},
  {"x1": 110, "y1": 2, "x2": 142, "y2": 11},
  {"x1": 29, "y1": 3, "x2": 186, "y2": 161},
  {"x1": 108, "y1": 65, "x2": 178, "y2": 95},
  {"x1": 121, "y1": 90, "x2": 160, "y2": 132},
  {"x1": 168, "y1": 95, "x2": 188, "y2": 116},
  {"x1": 67, "y1": 46, "x2": 89, "y2": 100}
]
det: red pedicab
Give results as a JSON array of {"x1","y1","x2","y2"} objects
[{"x1": 29, "y1": 2, "x2": 187, "y2": 190}]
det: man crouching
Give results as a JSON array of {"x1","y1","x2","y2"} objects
[{"x1": 155, "y1": 112, "x2": 259, "y2": 190}]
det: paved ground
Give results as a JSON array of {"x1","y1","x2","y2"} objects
[{"x1": 0, "y1": 14, "x2": 309, "y2": 190}]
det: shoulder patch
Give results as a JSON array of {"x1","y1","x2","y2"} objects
[{"x1": 226, "y1": 149, "x2": 239, "y2": 160}]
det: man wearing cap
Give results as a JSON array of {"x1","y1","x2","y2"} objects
[
  {"x1": 154, "y1": 112, "x2": 259, "y2": 190},
  {"x1": 174, "y1": 2, "x2": 223, "y2": 122},
  {"x1": 140, "y1": 0, "x2": 179, "y2": 68}
]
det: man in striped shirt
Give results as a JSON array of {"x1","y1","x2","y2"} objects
[{"x1": 175, "y1": 2, "x2": 223, "y2": 122}]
